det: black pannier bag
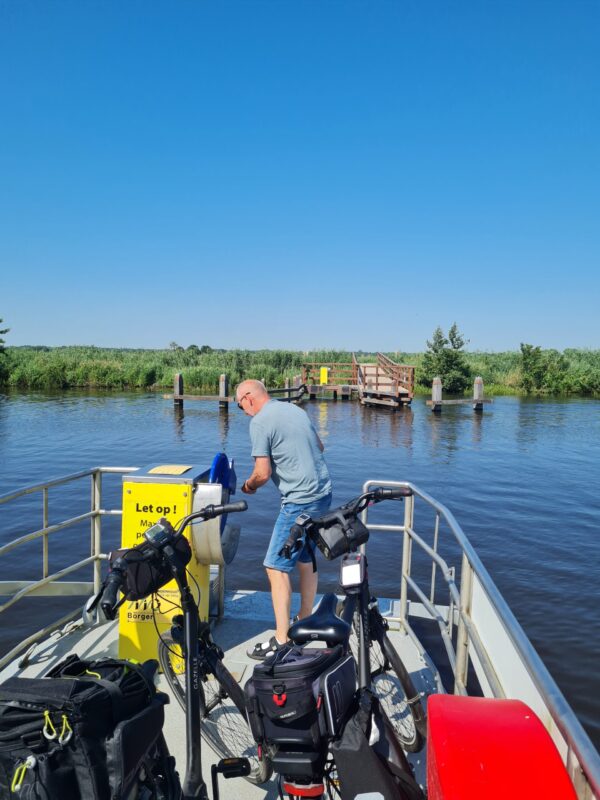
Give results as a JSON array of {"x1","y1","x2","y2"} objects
[
  {"x1": 332, "y1": 690, "x2": 424, "y2": 800},
  {"x1": 0, "y1": 655, "x2": 174, "y2": 800},
  {"x1": 245, "y1": 645, "x2": 356, "y2": 778}
]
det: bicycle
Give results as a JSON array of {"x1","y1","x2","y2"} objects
[
  {"x1": 284, "y1": 486, "x2": 427, "y2": 754},
  {"x1": 243, "y1": 486, "x2": 426, "y2": 799},
  {"x1": 100, "y1": 500, "x2": 272, "y2": 800}
]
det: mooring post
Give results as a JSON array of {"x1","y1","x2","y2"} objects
[
  {"x1": 174, "y1": 373, "x2": 184, "y2": 409},
  {"x1": 431, "y1": 377, "x2": 442, "y2": 413},
  {"x1": 219, "y1": 373, "x2": 229, "y2": 412},
  {"x1": 293, "y1": 374, "x2": 301, "y2": 388},
  {"x1": 473, "y1": 376, "x2": 484, "y2": 412}
]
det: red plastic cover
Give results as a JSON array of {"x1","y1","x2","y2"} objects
[{"x1": 427, "y1": 695, "x2": 577, "y2": 800}]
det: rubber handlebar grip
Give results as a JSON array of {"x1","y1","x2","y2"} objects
[
  {"x1": 375, "y1": 487, "x2": 413, "y2": 499},
  {"x1": 100, "y1": 571, "x2": 124, "y2": 620},
  {"x1": 220, "y1": 501, "x2": 248, "y2": 514}
]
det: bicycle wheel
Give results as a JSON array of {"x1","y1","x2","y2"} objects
[
  {"x1": 158, "y1": 636, "x2": 272, "y2": 785},
  {"x1": 345, "y1": 607, "x2": 425, "y2": 753}
]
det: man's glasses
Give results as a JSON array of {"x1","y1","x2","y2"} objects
[{"x1": 237, "y1": 391, "x2": 252, "y2": 410}]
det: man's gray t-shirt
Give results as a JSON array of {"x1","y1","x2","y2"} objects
[{"x1": 250, "y1": 400, "x2": 332, "y2": 504}]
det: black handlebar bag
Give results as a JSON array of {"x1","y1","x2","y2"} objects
[
  {"x1": 109, "y1": 535, "x2": 192, "y2": 600},
  {"x1": 0, "y1": 655, "x2": 174, "y2": 800},
  {"x1": 314, "y1": 517, "x2": 370, "y2": 560}
]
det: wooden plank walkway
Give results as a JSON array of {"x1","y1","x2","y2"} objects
[{"x1": 355, "y1": 353, "x2": 414, "y2": 408}]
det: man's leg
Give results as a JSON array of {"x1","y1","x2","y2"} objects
[
  {"x1": 266, "y1": 567, "x2": 292, "y2": 644},
  {"x1": 298, "y1": 561, "x2": 318, "y2": 619}
]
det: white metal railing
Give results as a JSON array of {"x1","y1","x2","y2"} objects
[
  {"x1": 361, "y1": 479, "x2": 600, "y2": 800},
  {"x1": 0, "y1": 467, "x2": 136, "y2": 667}
]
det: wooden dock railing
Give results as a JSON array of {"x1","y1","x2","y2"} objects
[
  {"x1": 301, "y1": 362, "x2": 358, "y2": 386},
  {"x1": 376, "y1": 352, "x2": 415, "y2": 398}
]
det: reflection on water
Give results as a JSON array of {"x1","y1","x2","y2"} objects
[
  {"x1": 218, "y1": 407, "x2": 230, "y2": 449},
  {"x1": 471, "y1": 408, "x2": 483, "y2": 446},
  {"x1": 0, "y1": 391, "x2": 599, "y2": 750},
  {"x1": 360, "y1": 406, "x2": 414, "y2": 452},
  {"x1": 173, "y1": 406, "x2": 185, "y2": 440}
]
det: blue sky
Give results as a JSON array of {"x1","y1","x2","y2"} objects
[{"x1": 0, "y1": 1, "x2": 598, "y2": 352}]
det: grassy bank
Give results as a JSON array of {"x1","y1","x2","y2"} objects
[{"x1": 1, "y1": 346, "x2": 599, "y2": 396}]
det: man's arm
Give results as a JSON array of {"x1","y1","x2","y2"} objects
[{"x1": 241, "y1": 456, "x2": 272, "y2": 494}]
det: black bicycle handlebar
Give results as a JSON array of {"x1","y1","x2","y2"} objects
[
  {"x1": 371, "y1": 486, "x2": 412, "y2": 500},
  {"x1": 172, "y1": 500, "x2": 248, "y2": 534},
  {"x1": 278, "y1": 487, "x2": 413, "y2": 558}
]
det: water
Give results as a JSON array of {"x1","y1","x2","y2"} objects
[{"x1": 1, "y1": 391, "x2": 599, "y2": 750}]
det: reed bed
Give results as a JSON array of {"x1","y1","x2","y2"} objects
[{"x1": 1, "y1": 346, "x2": 599, "y2": 396}]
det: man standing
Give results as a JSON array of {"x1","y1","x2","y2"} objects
[{"x1": 236, "y1": 379, "x2": 332, "y2": 660}]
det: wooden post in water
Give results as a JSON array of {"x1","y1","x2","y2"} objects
[
  {"x1": 293, "y1": 375, "x2": 301, "y2": 388},
  {"x1": 473, "y1": 376, "x2": 484, "y2": 412},
  {"x1": 431, "y1": 377, "x2": 442, "y2": 413},
  {"x1": 174, "y1": 373, "x2": 184, "y2": 409},
  {"x1": 219, "y1": 374, "x2": 229, "y2": 412}
]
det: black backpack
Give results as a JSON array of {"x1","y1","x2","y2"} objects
[{"x1": 0, "y1": 655, "x2": 178, "y2": 800}]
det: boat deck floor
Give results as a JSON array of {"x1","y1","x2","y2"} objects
[{"x1": 0, "y1": 591, "x2": 434, "y2": 799}]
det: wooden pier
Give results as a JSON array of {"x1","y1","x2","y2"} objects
[
  {"x1": 165, "y1": 353, "x2": 415, "y2": 412},
  {"x1": 355, "y1": 353, "x2": 414, "y2": 408},
  {"x1": 164, "y1": 374, "x2": 306, "y2": 410},
  {"x1": 301, "y1": 353, "x2": 414, "y2": 408}
]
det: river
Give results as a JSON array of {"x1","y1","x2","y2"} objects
[{"x1": 0, "y1": 391, "x2": 598, "y2": 749}]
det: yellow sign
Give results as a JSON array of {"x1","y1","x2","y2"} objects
[
  {"x1": 118, "y1": 479, "x2": 209, "y2": 662},
  {"x1": 320, "y1": 367, "x2": 329, "y2": 385}
]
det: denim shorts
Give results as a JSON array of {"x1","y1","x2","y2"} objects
[{"x1": 263, "y1": 493, "x2": 333, "y2": 573}]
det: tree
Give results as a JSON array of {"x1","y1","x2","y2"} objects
[
  {"x1": 519, "y1": 343, "x2": 545, "y2": 392},
  {"x1": 420, "y1": 323, "x2": 471, "y2": 393},
  {"x1": 0, "y1": 319, "x2": 8, "y2": 356},
  {"x1": 0, "y1": 318, "x2": 9, "y2": 383},
  {"x1": 519, "y1": 343, "x2": 569, "y2": 394}
]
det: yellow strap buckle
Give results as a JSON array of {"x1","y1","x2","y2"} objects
[
  {"x1": 58, "y1": 714, "x2": 73, "y2": 745},
  {"x1": 11, "y1": 756, "x2": 36, "y2": 793},
  {"x1": 42, "y1": 709, "x2": 57, "y2": 741}
]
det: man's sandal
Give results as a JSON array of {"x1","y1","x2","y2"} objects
[{"x1": 247, "y1": 635, "x2": 290, "y2": 661}]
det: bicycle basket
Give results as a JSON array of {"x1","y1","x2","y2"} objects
[
  {"x1": 314, "y1": 517, "x2": 369, "y2": 560},
  {"x1": 109, "y1": 536, "x2": 192, "y2": 600}
]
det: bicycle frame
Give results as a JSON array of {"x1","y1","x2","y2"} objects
[
  {"x1": 167, "y1": 550, "x2": 209, "y2": 800},
  {"x1": 337, "y1": 556, "x2": 373, "y2": 691}
]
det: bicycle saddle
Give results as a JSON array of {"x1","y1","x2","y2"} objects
[{"x1": 288, "y1": 592, "x2": 351, "y2": 648}]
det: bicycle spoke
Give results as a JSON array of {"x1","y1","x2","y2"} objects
[
  {"x1": 158, "y1": 638, "x2": 271, "y2": 784},
  {"x1": 348, "y1": 620, "x2": 420, "y2": 750}
]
